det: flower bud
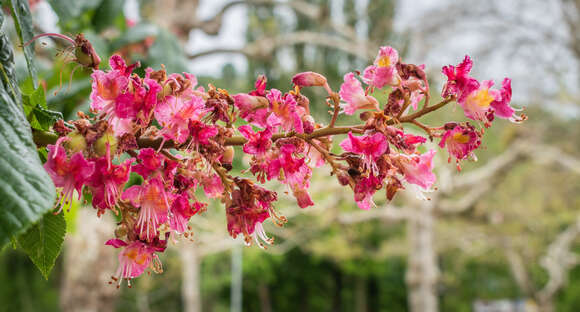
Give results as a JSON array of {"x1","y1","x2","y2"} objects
[
  {"x1": 302, "y1": 115, "x2": 315, "y2": 134},
  {"x1": 359, "y1": 111, "x2": 373, "y2": 121},
  {"x1": 221, "y1": 146, "x2": 235, "y2": 171},
  {"x1": 94, "y1": 130, "x2": 118, "y2": 156},
  {"x1": 444, "y1": 122, "x2": 458, "y2": 130},
  {"x1": 337, "y1": 170, "x2": 351, "y2": 186},
  {"x1": 115, "y1": 224, "x2": 128, "y2": 238},
  {"x1": 74, "y1": 34, "x2": 101, "y2": 70},
  {"x1": 292, "y1": 71, "x2": 327, "y2": 87},
  {"x1": 65, "y1": 131, "x2": 87, "y2": 153}
]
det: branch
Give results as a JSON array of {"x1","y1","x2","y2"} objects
[
  {"x1": 189, "y1": 31, "x2": 375, "y2": 61},
  {"x1": 437, "y1": 181, "x2": 493, "y2": 214},
  {"x1": 337, "y1": 205, "x2": 420, "y2": 224},
  {"x1": 504, "y1": 243, "x2": 535, "y2": 295},
  {"x1": 536, "y1": 217, "x2": 580, "y2": 302},
  {"x1": 450, "y1": 143, "x2": 527, "y2": 189}
]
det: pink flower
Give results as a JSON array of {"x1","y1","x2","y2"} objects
[
  {"x1": 305, "y1": 140, "x2": 326, "y2": 168},
  {"x1": 44, "y1": 142, "x2": 94, "y2": 211},
  {"x1": 268, "y1": 144, "x2": 313, "y2": 208},
  {"x1": 202, "y1": 174, "x2": 224, "y2": 198},
  {"x1": 339, "y1": 132, "x2": 388, "y2": 173},
  {"x1": 339, "y1": 73, "x2": 379, "y2": 115},
  {"x1": 382, "y1": 126, "x2": 426, "y2": 154},
  {"x1": 90, "y1": 70, "x2": 128, "y2": 112},
  {"x1": 109, "y1": 55, "x2": 140, "y2": 77},
  {"x1": 169, "y1": 193, "x2": 204, "y2": 233},
  {"x1": 267, "y1": 89, "x2": 305, "y2": 133},
  {"x1": 249, "y1": 75, "x2": 267, "y2": 96},
  {"x1": 439, "y1": 124, "x2": 481, "y2": 161},
  {"x1": 188, "y1": 120, "x2": 218, "y2": 146},
  {"x1": 491, "y1": 78, "x2": 521, "y2": 122},
  {"x1": 226, "y1": 181, "x2": 277, "y2": 244},
  {"x1": 353, "y1": 174, "x2": 382, "y2": 210},
  {"x1": 395, "y1": 150, "x2": 436, "y2": 190},
  {"x1": 122, "y1": 178, "x2": 171, "y2": 242},
  {"x1": 124, "y1": 77, "x2": 162, "y2": 126},
  {"x1": 238, "y1": 125, "x2": 272, "y2": 156},
  {"x1": 89, "y1": 156, "x2": 133, "y2": 213},
  {"x1": 132, "y1": 148, "x2": 165, "y2": 178},
  {"x1": 106, "y1": 240, "x2": 161, "y2": 285},
  {"x1": 155, "y1": 94, "x2": 208, "y2": 144},
  {"x1": 89, "y1": 56, "x2": 148, "y2": 136},
  {"x1": 460, "y1": 80, "x2": 500, "y2": 123},
  {"x1": 441, "y1": 55, "x2": 480, "y2": 101},
  {"x1": 233, "y1": 94, "x2": 270, "y2": 128},
  {"x1": 404, "y1": 134, "x2": 427, "y2": 149},
  {"x1": 292, "y1": 71, "x2": 332, "y2": 94},
  {"x1": 90, "y1": 56, "x2": 135, "y2": 113},
  {"x1": 362, "y1": 46, "x2": 400, "y2": 88}
]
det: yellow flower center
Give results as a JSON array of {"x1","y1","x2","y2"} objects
[
  {"x1": 377, "y1": 56, "x2": 391, "y2": 67},
  {"x1": 126, "y1": 247, "x2": 148, "y2": 265},
  {"x1": 452, "y1": 132, "x2": 471, "y2": 144},
  {"x1": 467, "y1": 88, "x2": 494, "y2": 108}
]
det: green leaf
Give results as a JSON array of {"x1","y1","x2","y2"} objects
[
  {"x1": 33, "y1": 105, "x2": 63, "y2": 130},
  {"x1": 46, "y1": 0, "x2": 103, "y2": 31},
  {"x1": 111, "y1": 23, "x2": 159, "y2": 51},
  {"x1": 7, "y1": 0, "x2": 37, "y2": 87},
  {"x1": 147, "y1": 28, "x2": 189, "y2": 73},
  {"x1": 21, "y1": 86, "x2": 62, "y2": 130},
  {"x1": 0, "y1": 9, "x2": 56, "y2": 248},
  {"x1": 17, "y1": 212, "x2": 66, "y2": 279},
  {"x1": 92, "y1": 0, "x2": 125, "y2": 33},
  {"x1": 0, "y1": 14, "x2": 20, "y2": 102}
]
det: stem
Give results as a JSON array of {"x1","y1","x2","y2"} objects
[
  {"x1": 32, "y1": 129, "x2": 60, "y2": 147},
  {"x1": 23, "y1": 33, "x2": 76, "y2": 47},
  {"x1": 399, "y1": 97, "x2": 455, "y2": 123},
  {"x1": 32, "y1": 97, "x2": 451, "y2": 151},
  {"x1": 328, "y1": 93, "x2": 340, "y2": 128},
  {"x1": 305, "y1": 138, "x2": 354, "y2": 189},
  {"x1": 136, "y1": 125, "x2": 360, "y2": 149},
  {"x1": 410, "y1": 120, "x2": 434, "y2": 139},
  {"x1": 396, "y1": 94, "x2": 411, "y2": 120}
]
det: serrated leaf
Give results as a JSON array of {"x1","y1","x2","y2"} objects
[
  {"x1": 7, "y1": 0, "x2": 37, "y2": 87},
  {"x1": 0, "y1": 9, "x2": 56, "y2": 248},
  {"x1": 33, "y1": 105, "x2": 63, "y2": 130},
  {"x1": 17, "y1": 212, "x2": 66, "y2": 279},
  {"x1": 0, "y1": 14, "x2": 20, "y2": 102}
]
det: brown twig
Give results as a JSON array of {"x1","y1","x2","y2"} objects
[
  {"x1": 328, "y1": 92, "x2": 341, "y2": 128},
  {"x1": 399, "y1": 96, "x2": 455, "y2": 123}
]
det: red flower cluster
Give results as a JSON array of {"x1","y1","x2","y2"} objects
[{"x1": 43, "y1": 45, "x2": 523, "y2": 285}]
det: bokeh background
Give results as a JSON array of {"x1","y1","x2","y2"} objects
[{"x1": 1, "y1": 0, "x2": 580, "y2": 311}]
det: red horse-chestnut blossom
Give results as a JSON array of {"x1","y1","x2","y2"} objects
[{"x1": 39, "y1": 40, "x2": 523, "y2": 285}]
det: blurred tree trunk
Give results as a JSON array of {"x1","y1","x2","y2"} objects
[
  {"x1": 331, "y1": 266, "x2": 343, "y2": 312},
  {"x1": 405, "y1": 199, "x2": 438, "y2": 312},
  {"x1": 60, "y1": 209, "x2": 118, "y2": 312},
  {"x1": 367, "y1": 276, "x2": 379, "y2": 310},
  {"x1": 354, "y1": 276, "x2": 368, "y2": 312},
  {"x1": 536, "y1": 299, "x2": 555, "y2": 312},
  {"x1": 258, "y1": 283, "x2": 272, "y2": 312},
  {"x1": 181, "y1": 243, "x2": 201, "y2": 312}
]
